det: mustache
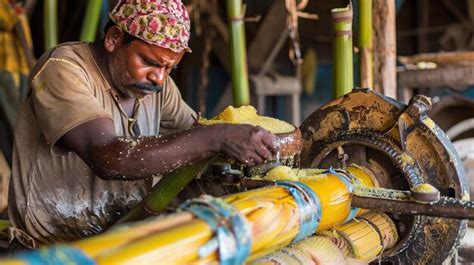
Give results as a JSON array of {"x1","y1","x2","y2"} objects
[{"x1": 131, "y1": 82, "x2": 163, "y2": 92}]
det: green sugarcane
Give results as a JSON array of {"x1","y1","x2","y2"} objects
[
  {"x1": 0, "y1": 219, "x2": 10, "y2": 240},
  {"x1": 44, "y1": 0, "x2": 58, "y2": 49},
  {"x1": 227, "y1": 0, "x2": 250, "y2": 106},
  {"x1": 358, "y1": 0, "x2": 373, "y2": 89},
  {"x1": 116, "y1": 157, "x2": 215, "y2": 223},
  {"x1": 80, "y1": 0, "x2": 103, "y2": 42},
  {"x1": 332, "y1": 5, "x2": 353, "y2": 98}
]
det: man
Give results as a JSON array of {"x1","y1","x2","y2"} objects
[{"x1": 8, "y1": 0, "x2": 278, "y2": 250}]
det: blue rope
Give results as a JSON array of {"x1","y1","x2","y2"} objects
[
  {"x1": 324, "y1": 167, "x2": 361, "y2": 223},
  {"x1": 276, "y1": 181, "x2": 321, "y2": 242},
  {"x1": 180, "y1": 195, "x2": 252, "y2": 265},
  {"x1": 18, "y1": 245, "x2": 95, "y2": 265}
]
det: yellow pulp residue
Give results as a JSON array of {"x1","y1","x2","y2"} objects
[
  {"x1": 198, "y1": 106, "x2": 295, "y2": 134},
  {"x1": 262, "y1": 166, "x2": 326, "y2": 181},
  {"x1": 264, "y1": 166, "x2": 299, "y2": 181},
  {"x1": 424, "y1": 118, "x2": 436, "y2": 130},
  {"x1": 411, "y1": 183, "x2": 438, "y2": 193}
]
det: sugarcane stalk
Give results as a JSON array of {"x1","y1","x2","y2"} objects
[
  {"x1": 332, "y1": 5, "x2": 353, "y2": 98},
  {"x1": 116, "y1": 157, "x2": 215, "y2": 223},
  {"x1": 0, "y1": 219, "x2": 10, "y2": 240},
  {"x1": 226, "y1": 0, "x2": 250, "y2": 106},
  {"x1": 251, "y1": 212, "x2": 398, "y2": 264},
  {"x1": 358, "y1": 0, "x2": 373, "y2": 88},
  {"x1": 79, "y1": 0, "x2": 103, "y2": 42},
  {"x1": 74, "y1": 212, "x2": 194, "y2": 256},
  {"x1": 44, "y1": 0, "x2": 58, "y2": 49},
  {"x1": 5, "y1": 167, "x2": 377, "y2": 264}
]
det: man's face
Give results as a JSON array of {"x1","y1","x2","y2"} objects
[{"x1": 106, "y1": 29, "x2": 185, "y2": 99}]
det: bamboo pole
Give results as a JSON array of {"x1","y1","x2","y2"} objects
[
  {"x1": 79, "y1": 0, "x2": 103, "y2": 42},
  {"x1": 116, "y1": 157, "x2": 215, "y2": 223},
  {"x1": 332, "y1": 5, "x2": 354, "y2": 99},
  {"x1": 358, "y1": 0, "x2": 373, "y2": 89},
  {"x1": 44, "y1": 0, "x2": 58, "y2": 49},
  {"x1": 373, "y1": 0, "x2": 397, "y2": 98},
  {"x1": 226, "y1": 0, "x2": 250, "y2": 106}
]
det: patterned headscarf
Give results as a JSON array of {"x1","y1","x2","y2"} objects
[{"x1": 109, "y1": 0, "x2": 191, "y2": 53}]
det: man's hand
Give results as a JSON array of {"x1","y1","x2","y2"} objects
[{"x1": 213, "y1": 124, "x2": 279, "y2": 166}]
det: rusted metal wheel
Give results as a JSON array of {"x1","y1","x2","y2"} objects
[{"x1": 299, "y1": 88, "x2": 468, "y2": 264}]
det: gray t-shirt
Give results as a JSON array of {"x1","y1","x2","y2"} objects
[{"x1": 8, "y1": 42, "x2": 195, "y2": 245}]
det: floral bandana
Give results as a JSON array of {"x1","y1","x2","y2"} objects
[{"x1": 109, "y1": 0, "x2": 191, "y2": 53}]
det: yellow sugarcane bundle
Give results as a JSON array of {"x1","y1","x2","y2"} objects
[
  {"x1": 251, "y1": 212, "x2": 398, "y2": 265},
  {"x1": 250, "y1": 236, "x2": 348, "y2": 265},
  {"x1": 4, "y1": 166, "x2": 380, "y2": 264},
  {"x1": 260, "y1": 165, "x2": 378, "y2": 231},
  {"x1": 332, "y1": 217, "x2": 383, "y2": 260},
  {"x1": 198, "y1": 105, "x2": 295, "y2": 134},
  {"x1": 321, "y1": 212, "x2": 398, "y2": 261},
  {"x1": 357, "y1": 212, "x2": 398, "y2": 249}
]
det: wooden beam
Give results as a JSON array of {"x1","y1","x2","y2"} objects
[
  {"x1": 398, "y1": 51, "x2": 474, "y2": 65},
  {"x1": 373, "y1": 0, "x2": 397, "y2": 99},
  {"x1": 248, "y1": 0, "x2": 287, "y2": 72},
  {"x1": 398, "y1": 65, "x2": 474, "y2": 88}
]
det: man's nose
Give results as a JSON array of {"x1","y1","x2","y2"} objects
[{"x1": 147, "y1": 67, "x2": 166, "y2": 85}]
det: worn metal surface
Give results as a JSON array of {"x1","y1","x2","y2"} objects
[
  {"x1": 352, "y1": 185, "x2": 474, "y2": 220},
  {"x1": 299, "y1": 88, "x2": 468, "y2": 264}
]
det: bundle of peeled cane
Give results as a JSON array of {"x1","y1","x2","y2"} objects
[
  {"x1": 3, "y1": 162, "x2": 400, "y2": 264},
  {"x1": 252, "y1": 211, "x2": 398, "y2": 265}
]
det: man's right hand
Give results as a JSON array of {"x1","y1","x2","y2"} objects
[{"x1": 210, "y1": 124, "x2": 280, "y2": 166}]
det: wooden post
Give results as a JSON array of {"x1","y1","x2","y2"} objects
[{"x1": 373, "y1": 0, "x2": 397, "y2": 99}]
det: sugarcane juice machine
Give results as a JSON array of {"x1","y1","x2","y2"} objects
[{"x1": 182, "y1": 88, "x2": 471, "y2": 264}]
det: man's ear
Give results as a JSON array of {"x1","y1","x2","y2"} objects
[{"x1": 104, "y1": 26, "x2": 125, "y2": 52}]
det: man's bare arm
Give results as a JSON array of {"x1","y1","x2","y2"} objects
[{"x1": 59, "y1": 118, "x2": 278, "y2": 180}]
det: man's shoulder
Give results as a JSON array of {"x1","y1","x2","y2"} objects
[
  {"x1": 48, "y1": 42, "x2": 90, "y2": 60},
  {"x1": 30, "y1": 42, "x2": 93, "y2": 78},
  {"x1": 28, "y1": 42, "x2": 99, "y2": 89}
]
